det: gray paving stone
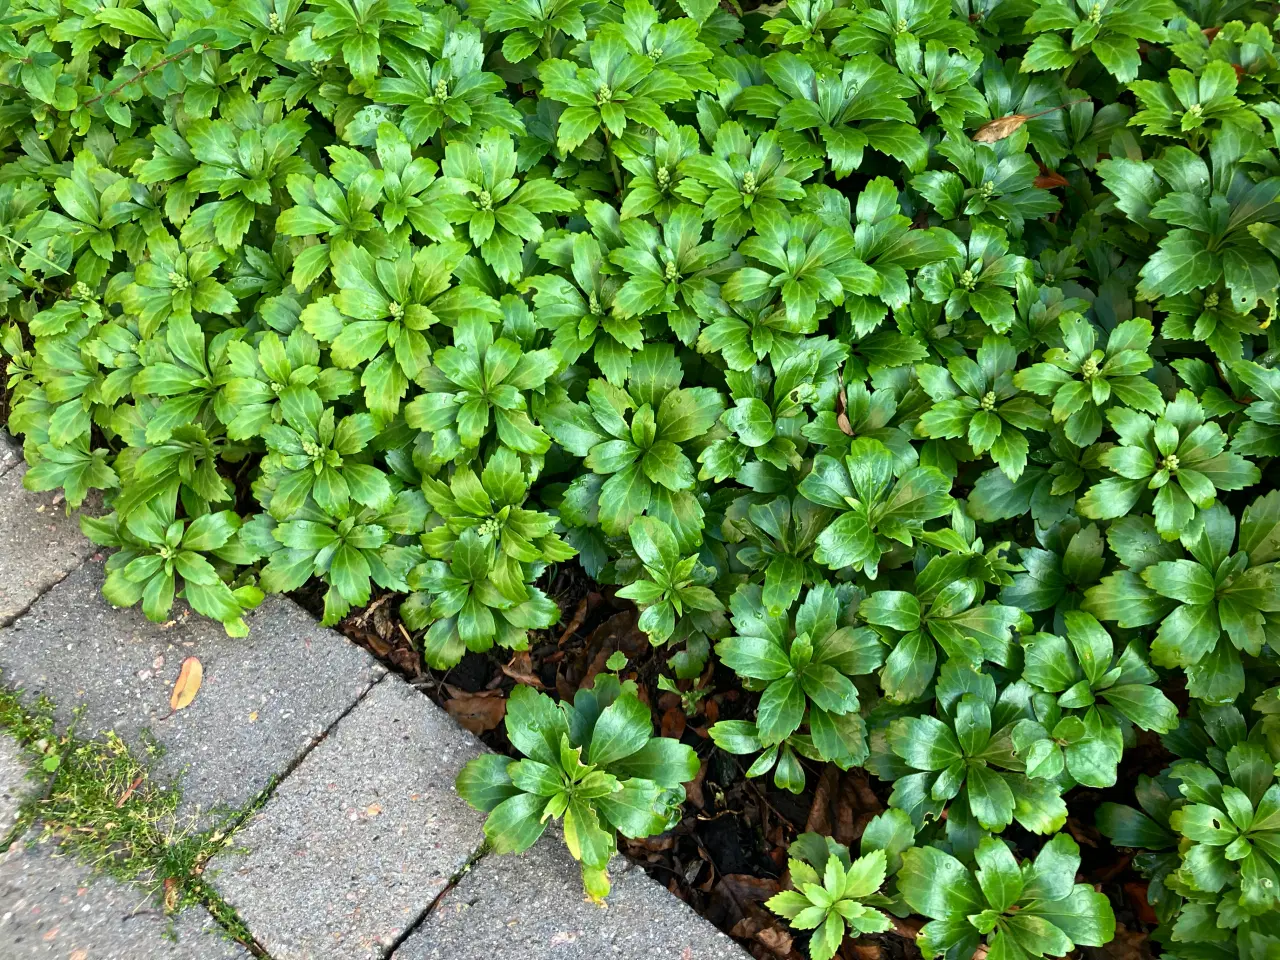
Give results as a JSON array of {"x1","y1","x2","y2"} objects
[
  {"x1": 0, "y1": 432, "x2": 22, "y2": 477},
  {"x1": 0, "y1": 735, "x2": 33, "y2": 836},
  {"x1": 0, "y1": 562, "x2": 386, "y2": 820},
  {"x1": 0, "y1": 464, "x2": 97, "y2": 626},
  {"x1": 394, "y1": 834, "x2": 749, "y2": 960},
  {"x1": 210, "y1": 679, "x2": 487, "y2": 960},
  {"x1": 0, "y1": 835, "x2": 251, "y2": 958}
]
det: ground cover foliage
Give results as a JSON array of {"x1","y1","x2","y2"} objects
[{"x1": 3, "y1": 0, "x2": 1280, "y2": 954}]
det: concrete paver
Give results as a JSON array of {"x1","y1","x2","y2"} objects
[
  {"x1": 394, "y1": 832, "x2": 749, "y2": 960},
  {"x1": 210, "y1": 679, "x2": 488, "y2": 960},
  {"x1": 0, "y1": 562, "x2": 385, "y2": 820},
  {"x1": 0, "y1": 835, "x2": 251, "y2": 959}
]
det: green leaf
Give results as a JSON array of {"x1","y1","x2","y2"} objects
[{"x1": 589, "y1": 693, "x2": 653, "y2": 767}]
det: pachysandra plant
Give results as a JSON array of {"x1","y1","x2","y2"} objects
[
  {"x1": 456, "y1": 679, "x2": 698, "y2": 899},
  {"x1": 1085, "y1": 498, "x2": 1280, "y2": 702},
  {"x1": 8, "y1": 0, "x2": 1280, "y2": 943},
  {"x1": 766, "y1": 810, "x2": 915, "y2": 960},
  {"x1": 899, "y1": 833, "x2": 1116, "y2": 960},
  {"x1": 615, "y1": 516, "x2": 723, "y2": 645},
  {"x1": 710, "y1": 580, "x2": 882, "y2": 790},
  {"x1": 1012, "y1": 610, "x2": 1179, "y2": 788},
  {"x1": 859, "y1": 554, "x2": 1023, "y2": 703},
  {"x1": 868, "y1": 662, "x2": 1068, "y2": 843}
]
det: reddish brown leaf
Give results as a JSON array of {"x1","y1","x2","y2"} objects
[
  {"x1": 756, "y1": 927, "x2": 795, "y2": 958},
  {"x1": 686, "y1": 759, "x2": 708, "y2": 809},
  {"x1": 116, "y1": 774, "x2": 144, "y2": 808},
  {"x1": 891, "y1": 916, "x2": 922, "y2": 940},
  {"x1": 557, "y1": 594, "x2": 592, "y2": 646},
  {"x1": 1125, "y1": 882, "x2": 1158, "y2": 925},
  {"x1": 443, "y1": 689, "x2": 507, "y2": 735},
  {"x1": 1034, "y1": 171, "x2": 1069, "y2": 189},
  {"x1": 718, "y1": 874, "x2": 780, "y2": 904},
  {"x1": 805, "y1": 764, "x2": 838, "y2": 836},
  {"x1": 834, "y1": 770, "x2": 882, "y2": 846},
  {"x1": 1099, "y1": 925, "x2": 1155, "y2": 960},
  {"x1": 661, "y1": 705, "x2": 687, "y2": 739}
]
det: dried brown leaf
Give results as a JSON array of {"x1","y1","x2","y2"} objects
[
  {"x1": 501, "y1": 650, "x2": 544, "y2": 689},
  {"x1": 1034, "y1": 171, "x2": 1069, "y2": 189},
  {"x1": 973, "y1": 113, "x2": 1032, "y2": 142},
  {"x1": 661, "y1": 705, "x2": 687, "y2": 740},
  {"x1": 805, "y1": 765, "x2": 838, "y2": 836},
  {"x1": 444, "y1": 690, "x2": 507, "y2": 735},
  {"x1": 974, "y1": 98, "x2": 1090, "y2": 142}
]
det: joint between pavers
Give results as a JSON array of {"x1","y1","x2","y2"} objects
[
  {"x1": 270, "y1": 651, "x2": 390, "y2": 784},
  {"x1": 0, "y1": 544, "x2": 95, "y2": 629},
  {"x1": 382, "y1": 840, "x2": 493, "y2": 959}
]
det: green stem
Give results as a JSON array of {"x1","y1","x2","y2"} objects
[
  {"x1": 1, "y1": 234, "x2": 70, "y2": 280},
  {"x1": 602, "y1": 126, "x2": 623, "y2": 195}
]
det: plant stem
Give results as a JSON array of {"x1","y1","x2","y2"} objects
[
  {"x1": 602, "y1": 126, "x2": 623, "y2": 195},
  {"x1": 1, "y1": 233, "x2": 70, "y2": 280},
  {"x1": 83, "y1": 45, "x2": 199, "y2": 108},
  {"x1": 1022, "y1": 96, "x2": 1092, "y2": 122}
]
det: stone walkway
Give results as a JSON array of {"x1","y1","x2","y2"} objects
[{"x1": 0, "y1": 442, "x2": 748, "y2": 959}]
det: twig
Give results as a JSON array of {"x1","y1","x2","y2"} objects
[{"x1": 83, "y1": 45, "x2": 199, "y2": 107}]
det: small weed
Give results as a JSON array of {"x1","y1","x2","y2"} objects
[{"x1": 0, "y1": 684, "x2": 262, "y2": 953}]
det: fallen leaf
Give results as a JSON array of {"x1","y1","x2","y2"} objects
[
  {"x1": 501, "y1": 650, "x2": 544, "y2": 689},
  {"x1": 805, "y1": 764, "x2": 838, "y2": 836},
  {"x1": 730, "y1": 913, "x2": 796, "y2": 959},
  {"x1": 757, "y1": 927, "x2": 795, "y2": 958},
  {"x1": 248, "y1": 711, "x2": 258, "y2": 723},
  {"x1": 365, "y1": 803, "x2": 382, "y2": 817},
  {"x1": 1034, "y1": 171, "x2": 1069, "y2": 189},
  {"x1": 163, "y1": 876, "x2": 179, "y2": 913},
  {"x1": 169, "y1": 657, "x2": 203, "y2": 713},
  {"x1": 1099, "y1": 924, "x2": 1154, "y2": 960},
  {"x1": 686, "y1": 759, "x2": 708, "y2": 809},
  {"x1": 661, "y1": 705, "x2": 686, "y2": 740},
  {"x1": 973, "y1": 114, "x2": 1032, "y2": 142},
  {"x1": 116, "y1": 773, "x2": 144, "y2": 808},
  {"x1": 718, "y1": 873, "x2": 780, "y2": 905},
  {"x1": 1124, "y1": 882, "x2": 1158, "y2": 925},
  {"x1": 891, "y1": 915, "x2": 922, "y2": 940},
  {"x1": 444, "y1": 690, "x2": 507, "y2": 734},
  {"x1": 836, "y1": 384, "x2": 853, "y2": 436},
  {"x1": 557, "y1": 594, "x2": 592, "y2": 646},
  {"x1": 835, "y1": 770, "x2": 882, "y2": 846},
  {"x1": 973, "y1": 98, "x2": 1090, "y2": 142}
]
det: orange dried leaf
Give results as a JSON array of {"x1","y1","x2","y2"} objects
[
  {"x1": 169, "y1": 657, "x2": 203, "y2": 713},
  {"x1": 974, "y1": 98, "x2": 1092, "y2": 142},
  {"x1": 973, "y1": 113, "x2": 1031, "y2": 142}
]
